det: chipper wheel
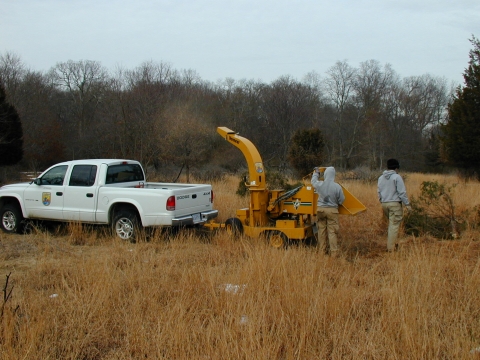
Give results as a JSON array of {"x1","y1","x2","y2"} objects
[
  {"x1": 267, "y1": 230, "x2": 289, "y2": 249},
  {"x1": 225, "y1": 217, "x2": 243, "y2": 238}
]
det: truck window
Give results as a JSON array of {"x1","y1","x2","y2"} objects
[
  {"x1": 39, "y1": 165, "x2": 68, "y2": 186},
  {"x1": 105, "y1": 164, "x2": 144, "y2": 184},
  {"x1": 69, "y1": 165, "x2": 97, "y2": 187}
]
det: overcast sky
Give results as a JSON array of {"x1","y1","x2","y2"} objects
[{"x1": 1, "y1": 0, "x2": 479, "y2": 86}]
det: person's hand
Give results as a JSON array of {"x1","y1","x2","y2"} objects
[
  {"x1": 406, "y1": 205, "x2": 412, "y2": 212},
  {"x1": 314, "y1": 167, "x2": 319, "y2": 173}
]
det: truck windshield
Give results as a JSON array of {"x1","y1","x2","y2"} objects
[
  {"x1": 106, "y1": 164, "x2": 144, "y2": 184},
  {"x1": 39, "y1": 165, "x2": 68, "y2": 186}
]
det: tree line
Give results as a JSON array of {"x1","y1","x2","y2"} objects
[{"x1": 0, "y1": 50, "x2": 465, "y2": 179}]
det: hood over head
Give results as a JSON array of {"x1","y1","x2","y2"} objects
[
  {"x1": 316, "y1": 166, "x2": 341, "y2": 206},
  {"x1": 323, "y1": 166, "x2": 336, "y2": 181},
  {"x1": 382, "y1": 169, "x2": 396, "y2": 180}
]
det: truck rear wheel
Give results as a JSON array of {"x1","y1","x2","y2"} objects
[
  {"x1": 225, "y1": 217, "x2": 243, "y2": 237},
  {"x1": 113, "y1": 210, "x2": 139, "y2": 241},
  {"x1": 1, "y1": 204, "x2": 24, "y2": 234}
]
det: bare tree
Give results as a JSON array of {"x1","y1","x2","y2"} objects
[
  {"x1": 158, "y1": 102, "x2": 215, "y2": 182},
  {"x1": 49, "y1": 60, "x2": 109, "y2": 141},
  {"x1": 120, "y1": 61, "x2": 177, "y2": 167},
  {"x1": 17, "y1": 71, "x2": 65, "y2": 170},
  {"x1": 324, "y1": 60, "x2": 360, "y2": 168},
  {"x1": 216, "y1": 78, "x2": 263, "y2": 126},
  {"x1": 398, "y1": 75, "x2": 449, "y2": 134},
  {"x1": 384, "y1": 74, "x2": 450, "y2": 170},
  {"x1": 0, "y1": 54, "x2": 66, "y2": 170},
  {"x1": 258, "y1": 76, "x2": 321, "y2": 169},
  {"x1": 0, "y1": 52, "x2": 26, "y2": 105},
  {"x1": 125, "y1": 60, "x2": 175, "y2": 88},
  {"x1": 353, "y1": 60, "x2": 399, "y2": 169}
]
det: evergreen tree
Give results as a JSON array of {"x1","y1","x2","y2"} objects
[
  {"x1": 442, "y1": 36, "x2": 480, "y2": 177},
  {"x1": 287, "y1": 128, "x2": 325, "y2": 177},
  {"x1": 0, "y1": 83, "x2": 23, "y2": 166}
]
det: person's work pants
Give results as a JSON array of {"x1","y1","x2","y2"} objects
[
  {"x1": 381, "y1": 202, "x2": 403, "y2": 251},
  {"x1": 316, "y1": 207, "x2": 339, "y2": 253}
]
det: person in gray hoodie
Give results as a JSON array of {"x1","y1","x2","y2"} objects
[
  {"x1": 377, "y1": 158, "x2": 411, "y2": 252},
  {"x1": 311, "y1": 166, "x2": 345, "y2": 255}
]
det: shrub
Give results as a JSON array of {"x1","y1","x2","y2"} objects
[
  {"x1": 235, "y1": 170, "x2": 300, "y2": 197},
  {"x1": 404, "y1": 181, "x2": 463, "y2": 239}
]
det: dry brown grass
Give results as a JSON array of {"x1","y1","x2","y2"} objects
[{"x1": 1, "y1": 173, "x2": 480, "y2": 359}]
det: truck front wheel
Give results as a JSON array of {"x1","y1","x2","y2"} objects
[
  {"x1": 113, "y1": 210, "x2": 139, "y2": 241},
  {"x1": 1, "y1": 204, "x2": 24, "y2": 234}
]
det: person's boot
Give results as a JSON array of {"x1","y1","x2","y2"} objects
[{"x1": 330, "y1": 250, "x2": 339, "y2": 258}]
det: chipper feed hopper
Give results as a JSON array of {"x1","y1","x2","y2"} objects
[{"x1": 206, "y1": 127, "x2": 366, "y2": 248}]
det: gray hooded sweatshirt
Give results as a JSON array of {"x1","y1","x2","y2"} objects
[
  {"x1": 377, "y1": 170, "x2": 410, "y2": 205},
  {"x1": 311, "y1": 167, "x2": 345, "y2": 208}
]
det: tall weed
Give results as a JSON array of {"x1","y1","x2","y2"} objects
[{"x1": 1, "y1": 173, "x2": 480, "y2": 358}]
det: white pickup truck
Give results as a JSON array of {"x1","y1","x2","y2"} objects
[{"x1": 0, "y1": 159, "x2": 218, "y2": 240}]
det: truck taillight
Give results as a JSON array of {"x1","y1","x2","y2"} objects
[
  {"x1": 211, "y1": 190, "x2": 214, "y2": 203},
  {"x1": 166, "y1": 196, "x2": 175, "y2": 211}
]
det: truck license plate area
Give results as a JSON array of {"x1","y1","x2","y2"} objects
[{"x1": 192, "y1": 213, "x2": 201, "y2": 223}]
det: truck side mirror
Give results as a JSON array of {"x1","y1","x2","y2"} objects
[{"x1": 34, "y1": 178, "x2": 42, "y2": 185}]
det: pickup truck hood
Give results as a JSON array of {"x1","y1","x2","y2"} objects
[{"x1": 1, "y1": 182, "x2": 31, "y2": 191}]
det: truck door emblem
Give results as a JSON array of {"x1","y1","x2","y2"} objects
[{"x1": 42, "y1": 192, "x2": 51, "y2": 206}]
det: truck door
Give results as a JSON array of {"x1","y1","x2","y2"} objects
[
  {"x1": 63, "y1": 165, "x2": 98, "y2": 222},
  {"x1": 23, "y1": 165, "x2": 67, "y2": 219}
]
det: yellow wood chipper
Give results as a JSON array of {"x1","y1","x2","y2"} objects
[{"x1": 204, "y1": 127, "x2": 366, "y2": 248}]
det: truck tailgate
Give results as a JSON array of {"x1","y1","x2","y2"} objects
[
  {"x1": 144, "y1": 182, "x2": 212, "y2": 214},
  {"x1": 148, "y1": 183, "x2": 216, "y2": 226},
  {"x1": 172, "y1": 185, "x2": 212, "y2": 215}
]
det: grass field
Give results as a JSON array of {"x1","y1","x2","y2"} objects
[{"x1": 1, "y1": 173, "x2": 480, "y2": 359}]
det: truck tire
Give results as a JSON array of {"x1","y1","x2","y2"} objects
[
  {"x1": 267, "y1": 230, "x2": 289, "y2": 249},
  {"x1": 1, "y1": 204, "x2": 24, "y2": 234},
  {"x1": 113, "y1": 210, "x2": 139, "y2": 242},
  {"x1": 225, "y1": 217, "x2": 243, "y2": 237}
]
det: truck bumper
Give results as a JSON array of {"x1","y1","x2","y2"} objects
[{"x1": 172, "y1": 210, "x2": 218, "y2": 227}]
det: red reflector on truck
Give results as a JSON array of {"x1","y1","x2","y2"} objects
[{"x1": 166, "y1": 196, "x2": 175, "y2": 211}]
